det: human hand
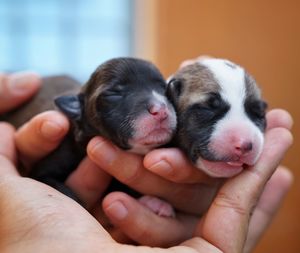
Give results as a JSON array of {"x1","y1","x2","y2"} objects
[
  {"x1": 86, "y1": 108, "x2": 293, "y2": 249},
  {"x1": 0, "y1": 114, "x2": 292, "y2": 253},
  {"x1": 9, "y1": 65, "x2": 293, "y2": 249},
  {"x1": 13, "y1": 99, "x2": 293, "y2": 249},
  {"x1": 0, "y1": 72, "x2": 41, "y2": 114},
  {"x1": 14, "y1": 109, "x2": 201, "y2": 245}
]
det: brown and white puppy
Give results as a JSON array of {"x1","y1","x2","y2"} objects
[{"x1": 167, "y1": 58, "x2": 267, "y2": 178}]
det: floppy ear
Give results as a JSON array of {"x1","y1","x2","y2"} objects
[
  {"x1": 54, "y1": 94, "x2": 83, "y2": 121},
  {"x1": 166, "y1": 78, "x2": 182, "y2": 106}
]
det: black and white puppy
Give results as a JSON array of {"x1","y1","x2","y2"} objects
[
  {"x1": 57, "y1": 57, "x2": 177, "y2": 155},
  {"x1": 168, "y1": 57, "x2": 267, "y2": 178},
  {"x1": 5, "y1": 57, "x2": 177, "y2": 206}
]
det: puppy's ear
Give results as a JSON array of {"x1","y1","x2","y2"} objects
[
  {"x1": 54, "y1": 94, "x2": 83, "y2": 121},
  {"x1": 166, "y1": 78, "x2": 182, "y2": 105}
]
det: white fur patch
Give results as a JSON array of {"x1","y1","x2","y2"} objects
[
  {"x1": 127, "y1": 90, "x2": 177, "y2": 155},
  {"x1": 199, "y1": 58, "x2": 246, "y2": 112},
  {"x1": 152, "y1": 90, "x2": 168, "y2": 104},
  {"x1": 197, "y1": 58, "x2": 264, "y2": 171}
]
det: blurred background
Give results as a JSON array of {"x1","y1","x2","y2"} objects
[
  {"x1": 0, "y1": 0, "x2": 134, "y2": 81},
  {"x1": 0, "y1": 0, "x2": 299, "y2": 252}
]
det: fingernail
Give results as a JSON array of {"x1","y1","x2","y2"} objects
[
  {"x1": 40, "y1": 121, "x2": 65, "y2": 140},
  {"x1": 148, "y1": 160, "x2": 172, "y2": 175},
  {"x1": 105, "y1": 201, "x2": 128, "y2": 221},
  {"x1": 8, "y1": 73, "x2": 39, "y2": 95},
  {"x1": 88, "y1": 137, "x2": 117, "y2": 165}
]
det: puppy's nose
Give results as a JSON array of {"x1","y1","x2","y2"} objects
[
  {"x1": 234, "y1": 141, "x2": 253, "y2": 155},
  {"x1": 148, "y1": 103, "x2": 168, "y2": 121}
]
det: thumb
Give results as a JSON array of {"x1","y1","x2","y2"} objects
[{"x1": 195, "y1": 127, "x2": 293, "y2": 253}]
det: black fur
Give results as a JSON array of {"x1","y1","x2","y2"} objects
[
  {"x1": 173, "y1": 91, "x2": 230, "y2": 163},
  {"x1": 28, "y1": 57, "x2": 172, "y2": 202},
  {"x1": 244, "y1": 98, "x2": 267, "y2": 131},
  {"x1": 166, "y1": 62, "x2": 267, "y2": 168}
]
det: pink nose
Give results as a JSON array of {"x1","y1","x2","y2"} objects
[
  {"x1": 234, "y1": 141, "x2": 253, "y2": 155},
  {"x1": 148, "y1": 104, "x2": 168, "y2": 121}
]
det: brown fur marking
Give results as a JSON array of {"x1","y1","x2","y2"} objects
[{"x1": 172, "y1": 62, "x2": 221, "y2": 111}]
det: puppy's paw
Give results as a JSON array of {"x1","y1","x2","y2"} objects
[{"x1": 138, "y1": 195, "x2": 176, "y2": 218}]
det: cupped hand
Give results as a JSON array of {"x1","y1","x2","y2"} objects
[
  {"x1": 13, "y1": 106, "x2": 293, "y2": 249},
  {"x1": 86, "y1": 108, "x2": 293, "y2": 248},
  {"x1": 0, "y1": 116, "x2": 292, "y2": 253}
]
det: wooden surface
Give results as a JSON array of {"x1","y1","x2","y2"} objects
[{"x1": 150, "y1": 0, "x2": 300, "y2": 252}]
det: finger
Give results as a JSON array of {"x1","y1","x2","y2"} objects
[
  {"x1": 65, "y1": 157, "x2": 112, "y2": 209},
  {"x1": 15, "y1": 111, "x2": 69, "y2": 168},
  {"x1": 0, "y1": 72, "x2": 41, "y2": 114},
  {"x1": 144, "y1": 148, "x2": 213, "y2": 184},
  {"x1": 179, "y1": 55, "x2": 212, "y2": 69},
  {"x1": 143, "y1": 110, "x2": 292, "y2": 185},
  {"x1": 179, "y1": 59, "x2": 197, "y2": 69},
  {"x1": 87, "y1": 137, "x2": 216, "y2": 214},
  {"x1": 196, "y1": 127, "x2": 293, "y2": 253},
  {"x1": 0, "y1": 123, "x2": 19, "y2": 176},
  {"x1": 102, "y1": 192, "x2": 197, "y2": 247},
  {"x1": 87, "y1": 137, "x2": 172, "y2": 195},
  {"x1": 0, "y1": 123, "x2": 16, "y2": 163},
  {"x1": 244, "y1": 166, "x2": 293, "y2": 253},
  {"x1": 266, "y1": 109, "x2": 293, "y2": 130}
]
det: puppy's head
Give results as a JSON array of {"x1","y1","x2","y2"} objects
[
  {"x1": 55, "y1": 57, "x2": 176, "y2": 154},
  {"x1": 168, "y1": 58, "x2": 267, "y2": 177}
]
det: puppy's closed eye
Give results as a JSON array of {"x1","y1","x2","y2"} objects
[
  {"x1": 206, "y1": 92, "x2": 222, "y2": 109},
  {"x1": 170, "y1": 57, "x2": 266, "y2": 178},
  {"x1": 245, "y1": 100, "x2": 267, "y2": 120}
]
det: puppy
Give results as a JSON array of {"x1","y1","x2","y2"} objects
[
  {"x1": 167, "y1": 58, "x2": 267, "y2": 178},
  {"x1": 4, "y1": 58, "x2": 177, "y2": 215}
]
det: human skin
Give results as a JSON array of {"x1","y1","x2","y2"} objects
[
  {"x1": 0, "y1": 71, "x2": 294, "y2": 252},
  {"x1": 0, "y1": 114, "x2": 293, "y2": 253},
  {"x1": 0, "y1": 72, "x2": 41, "y2": 114}
]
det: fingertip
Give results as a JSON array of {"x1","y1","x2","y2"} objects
[
  {"x1": 179, "y1": 56, "x2": 213, "y2": 69},
  {"x1": 144, "y1": 148, "x2": 209, "y2": 184},
  {"x1": 179, "y1": 59, "x2": 196, "y2": 69},
  {"x1": 103, "y1": 192, "x2": 195, "y2": 247},
  {"x1": 266, "y1": 109, "x2": 293, "y2": 130},
  {"x1": 16, "y1": 110, "x2": 70, "y2": 143},
  {"x1": 146, "y1": 159, "x2": 173, "y2": 178},
  {"x1": 271, "y1": 166, "x2": 294, "y2": 189},
  {"x1": 0, "y1": 121, "x2": 16, "y2": 132},
  {"x1": 102, "y1": 192, "x2": 130, "y2": 221},
  {"x1": 0, "y1": 72, "x2": 41, "y2": 113},
  {"x1": 87, "y1": 136, "x2": 119, "y2": 166},
  {"x1": 36, "y1": 111, "x2": 70, "y2": 141},
  {"x1": 278, "y1": 127, "x2": 294, "y2": 148},
  {"x1": 104, "y1": 199, "x2": 129, "y2": 221},
  {"x1": 15, "y1": 111, "x2": 70, "y2": 165},
  {"x1": 8, "y1": 71, "x2": 41, "y2": 95},
  {"x1": 266, "y1": 127, "x2": 293, "y2": 150}
]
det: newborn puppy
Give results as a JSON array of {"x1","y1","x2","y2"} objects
[
  {"x1": 5, "y1": 58, "x2": 177, "y2": 216},
  {"x1": 168, "y1": 58, "x2": 267, "y2": 178},
  {"x1": 55, "y1": 57, "x2": 176, "y2": 155}
]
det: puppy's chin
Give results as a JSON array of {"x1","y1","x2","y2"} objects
[
  {"x1": 127, "y1": 105, "x2": 177, "y2": 155},
  {"x1": 195, "y1": 158, "x2": 245, "y2": 178},
  {"x1": 128, "y1": 129, "x2": 174, "y2": 155}
]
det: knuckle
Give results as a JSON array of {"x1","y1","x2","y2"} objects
[
  {"x1": 134, "y1": 225, "x2": 153, "y2": 242},
  {"x1": 116, "y1": 159, "x2": 143, "y2": 186}
]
